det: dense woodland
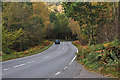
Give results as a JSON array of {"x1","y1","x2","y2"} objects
[
  {"x1": 62, "y1": 2, "x2": 119, "y2": 77},
  {"x1": 1, "y1": 2, "x2": 119, "y2": 55}
]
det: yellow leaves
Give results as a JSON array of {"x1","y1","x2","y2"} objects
[
  {"x1": 33, "y1": 3, "x2": 36, "y2": 9},
  {"x1": 92, "y1": 9, "x2": 96, "y2": 13},
  {"x1": 91, "y1": 2, "x2": 98, "y2": 6},
  {"x1": 106, "y1": 4, "x2": 111, "y2": 8},
  {"x1": 68, "y1": 18, "x2": 80, "y2": 35},
  {"x1": 74, "y1": 14, "x2": 78, "y2": 17},
  {"x1": 32, "y1": 2, "x2": 50, "y2": 30},
  {"x1": 83, "y1": 6, "x2": 86, "y2": 9},
  {"x1": 28, "y1": 14, "x2": 38, "y2": 19},
  {"x1": 109, "y1": 13, "x2": 112, "y2": 17},
  {"x1": 33, "y1": 2, "x2": 50, "y2": 14},
  {"x1": 82, "y1": 24, "x2": 87, "y2": 27},
  {"x1": 2, "y1": 27, "x2": 24, "y2": 49},
  {"x1": 44, "y1": 21, "x2": 50, "y2": 25},
  {"x1": 103, "y1": 43, "x2": 111, "y2": 48},
  {"x1": 51, "y1": 5, "x2": 57, "y2": 10}
]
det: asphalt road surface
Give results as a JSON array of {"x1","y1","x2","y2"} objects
[{"x1": 2, "y1": 42, "x2": 105, "y2": 78}]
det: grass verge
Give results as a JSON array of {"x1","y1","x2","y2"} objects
[
  {"x1": 72, "y1": 40, "x2": 119, "y2": 78},
  {"x1": 2, "y1": 42, "x2": 53, "y2": 62}
]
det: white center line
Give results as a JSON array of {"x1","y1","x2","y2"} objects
[
  {"x1": 44, "y1": 56, "x2": 50, "y2": 59},
  {"x1": 3, "y1": 61, "x2": 35, "y2": 71},
  {"x1": 13, "y1": 63, "x2": 26, "y2": 68},
  {"x1": 64, "y1": 66, "x2": 68, "y2": 70},
  {"x1": 55, "y1": 71, "x2": 61, "y2": 75},
  {"x1": 3, "y1": 68, "x2": 11, "y2": 71},
  {"x1": 69, "y1": 55, "x2": 77, "y2": 65},
  {"x1": 27, "y1": 61, "x2": 35, "y2": 64}
]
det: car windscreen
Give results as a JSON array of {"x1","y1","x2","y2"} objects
[{"x1": 56, "y1": 40, "x2": 59, "y2": 42}]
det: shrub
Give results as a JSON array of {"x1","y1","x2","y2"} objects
[
  {"x1": 73, "y1": 40, "x2": 119, "y2": 77},
  {"x1": 95, "y1": 44, "x2": 104, "y2": 51},
  {"x1": 4, "y1": 48, "x2": 15, "y2": 54},
  {"x1": 24, "y1": 50, "x2": 29, "y2": 54}
]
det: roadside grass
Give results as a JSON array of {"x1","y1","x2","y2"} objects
[
  {"x1": 2, "y1": 41, "x2": 53, "y2": 61},
  {"x1": 72, "y1": 40, "x2": 120, "y2": 78}
]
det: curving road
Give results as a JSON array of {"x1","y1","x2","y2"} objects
[{"x1": 2, "y1": 42, "x2": 105, "y2": 78}]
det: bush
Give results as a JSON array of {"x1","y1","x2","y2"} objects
[
  {"x1": 73, "y1": 39, "x2": 120, "y2": 77},
  {"x1": 4, "y1": 48, "x2": 15, "y2": 54}
]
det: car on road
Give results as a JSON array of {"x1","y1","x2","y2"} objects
[{"x1": 55, "y1": 40, "x2": 60, "y2": 44}]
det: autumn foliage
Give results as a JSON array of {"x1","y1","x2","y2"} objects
[{"x1": 73, "y1": 39, "x2": 120, "y2": 78}]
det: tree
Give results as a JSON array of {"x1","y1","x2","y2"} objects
[
  {"x1": 33, "y1": 2, "x2": 50, "y2": 28},
  {"x1": 2, "y1": 2, "x2": 51, "y2": 52},
  {"x1": 68, "y1": 19, "x2": 80, "y2": 39},
  {"x1": 2, "y1": 25, "x2": 24, "y2": 53},
  {"x1": 49, "y1": 11, "x2": 57, "y2": 23},
  {"x1": 54, "y1": 13, "x2": 70, "y2": 39},
  {"x1": 62, "y1": 2, "x2": 117, "y2": 44},
  {"x1": 2, "y1": 2, "x2": 33, "y2": 30}
]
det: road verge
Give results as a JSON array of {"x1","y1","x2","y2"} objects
[
  {"x1": 2, "y1": 41, "x2": 53, "y2": 62},
  {"x1": 72, "y1": 41, "x2": 119, "y2": 78}
]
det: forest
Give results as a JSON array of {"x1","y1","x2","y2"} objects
[
  {"x1": 1, "y1": 2, "x2": 120, "y2": 77},
  {"x1": 2, "y1": 2, "x2": 119, "y2": 52},
  {"x1": 62, "y1": 2, "x2": 120, "y2": 77}
]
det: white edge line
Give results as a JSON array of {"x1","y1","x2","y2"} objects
[
  {"x1": 72, "y1": 42, "x2": 78, "y2": 53},
  {"x1": 55, "y1": 72, "x2": 61, "y2": 75},
  {"x1": 75, "y1": 47, "x2": 78, "y2": 53}
]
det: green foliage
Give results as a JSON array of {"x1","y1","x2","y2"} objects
[
  {"x1": 46, "y1": 12, "x2": 73, "y2": 40},
  {"x1": 49, "y1": 11, "x2": 57, "y2": 23},
  {"x1": 62, "y1": 2, "x2": 119, "y2": 44},
  {"x1": 2, "y1": 2, "x2": 51, "y2": 53},
  {"x1": 2, "y1": 25, "x2": 24, "y2": 54},
  {"x1": 2, "y1": 40, "x2": 53, "y2": 61},
  {"x1": 73, "y1": 40, "x2": 119, "y2": 78}
]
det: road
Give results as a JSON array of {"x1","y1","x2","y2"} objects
[{"x1": 2, "y1": 42, "x2": 105, "y2": 78}]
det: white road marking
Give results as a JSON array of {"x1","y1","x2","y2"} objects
[
  {"x1": 3, "y1": 61, "x2": 35, "y2": 71},
  {"x1": 76, "y1": 49, "x2": 78, "y2": 53},
  {"x1": 2, "y1": 43, "x2": 54, "y2": 64},
  {"x1": 64, "y1": 66, "x2": 68, "y2": 70},
  {"x1": 3, "y1": 68, "x2": 11, "y2": 71},
  {"x1": 13, "y1": 63, "x2": 26, "y2": 68},
  {"x1": 72, "y1": 42, "x2": 78, "y2": 53},
  {"x1": 55, "y1": 71, "x2": 61, "y2": 75},
  {"x1": 46, "y1": 78, "x2": 50, "y2": 80},
  {"x1": 27, "y1": 61, "x2": 35, "y2": 64},
  {"x1": 74, "y1": 45, "x2": 78, "y2": 53},
  {"x1": 69, "y1": 55, "x2": 77, "y2": 65},
  {"x1": 44, "y1": 56, "x2": 50, "y2": 59},
  {"x1": 63, "y1": 42, "x2": 64, "y2": 49}
]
